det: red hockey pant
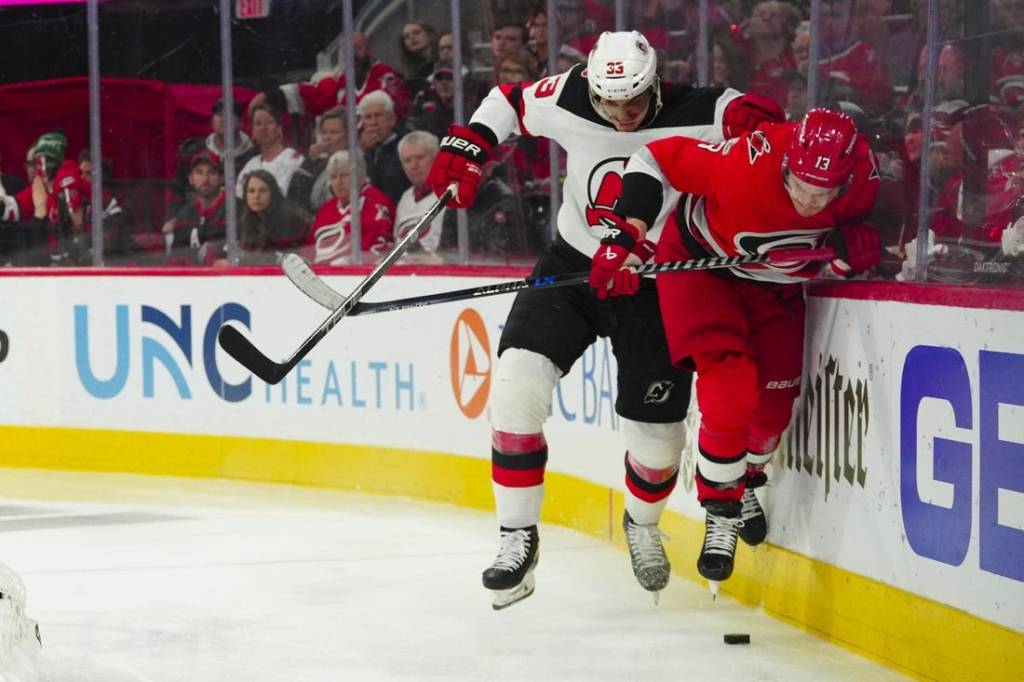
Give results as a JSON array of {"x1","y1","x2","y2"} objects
[{"x1": 656, "y1": 257, "x2": 805, "y2": 502}]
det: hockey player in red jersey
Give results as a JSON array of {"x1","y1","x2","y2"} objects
[
  {"x1": 608, "y1": 108, "x2": 881, "y2": 590},
  {"x1": 426, "y1": 30, "x2": 784, "y2": 609}
]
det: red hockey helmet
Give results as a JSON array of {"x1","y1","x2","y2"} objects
[{"x1": 786, "y1": 108, "x2": 859, "y2": 189}]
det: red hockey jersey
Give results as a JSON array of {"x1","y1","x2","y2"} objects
[{"x1": 622, "y1": 122, "x2": 879, "y2": 283}]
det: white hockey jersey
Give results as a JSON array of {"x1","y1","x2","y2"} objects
[
  {"x1": 469, "y1": 64, "x2": 741, "y2": 257},
  {"x1": 395, "y1": 186, "x2": 445, "y2": 254}
]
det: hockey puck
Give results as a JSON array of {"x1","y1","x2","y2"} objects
[{"x1": 724, "y1": 633, "x2": 751, "y2": 645}]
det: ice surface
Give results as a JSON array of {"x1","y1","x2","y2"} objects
[{"x1": 0, "y1": 469, "x2": 907, "y2": 682}]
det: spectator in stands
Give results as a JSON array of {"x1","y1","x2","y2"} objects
[
  {"x1": 174, "y1": 98, "x2": 256, "y2": 206},
  {"x1": 741, "y1": 1, "x2": 798, "y2": 108},
  {"x1": 438, "y1": 31, "x2": 455, "y2": 62},
  {"x1": 306, "y1": 150, "x2": 395, "y2": 264},
  {"x1": 1, "y1": 132, "x2": 64, "y2": 250},
  {"x1": 783, "y1": 69, "x2": 808, "y2": 120},
  {"x1": 358, "y1": 90, "x2": 411, "y2": 205},
  {"x1": 0, "y1": 148, "x2": 29, "y2": 223},
  {"x1": 991, "y1": 0, "x2": 1024, "y2": 108},
  {"x1": 75, "y1": 149, "x2": 126, "y2": 256},
  {"x1": 288, "y1": 106, "x2": 348, "y2": 214},
  {"x1": 216, "y1": 170, "x2": 307, "y2": 266},
  {"x1": 792, "y1": 22, "x2": 810, "y2": 74},
  {"x1": 162, "y1": 150, "x2": 227, "y2": 264},
  {"x1": 819, "y1": 0, "x2": 893, "y2": 114},
  {"x1": 555, "y1": 0, "x2": 610, "y2": 55},
  {"x1": 527, "y1": 7, "x2": 550, "y2": 76},
  {"x1": 399, "y1": 20, "x2": 439, "y2": 102},
  {"x1": 235, "y1": 103, "x2": 304, "y2": 199},
  {"x1": 492, "y1": 22, "x2": 529, "y2": 67},
  {"x1": 411, "y1": 60, "x2": 457, "y2": 140},
  {"x1": 496, "y1": 49, "x2": 538, "y2": 85},
  {"x1": 556, "y1": 45, "x2": 587, "y2": 73},
  {"x1": 395, "y1": 131, "x2": 445, "y2": 258},
  {"x1": 711, "y1": 36, "x2": 750, "y2": 91},
  {"x1": 252, "y1": 31, "x2": 410, "y2": 122}
]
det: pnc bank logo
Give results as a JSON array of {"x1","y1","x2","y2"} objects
[{"x1": 449, "y1": 308, "x2": 491, "y2": 419}]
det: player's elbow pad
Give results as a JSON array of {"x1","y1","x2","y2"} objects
[{"x1": 616, "y1": 172, "x2": 663, "y2": 228}]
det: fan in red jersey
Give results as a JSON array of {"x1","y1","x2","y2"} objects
[{"x1": 612, "y1": 107, "x2": 881, "y2": 590}]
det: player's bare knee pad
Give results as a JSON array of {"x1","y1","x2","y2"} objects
[{"x1": 488, "y1": 348, "x2": 561, "y2": 434}]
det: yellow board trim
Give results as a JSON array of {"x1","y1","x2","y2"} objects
[{"x1": 2, "y1": 425, "x2": 1021, "y2": 681}]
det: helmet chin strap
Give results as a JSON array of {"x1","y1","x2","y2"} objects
[{"x1": 589, "y1": 76, "x2": 664, "y2": 129}]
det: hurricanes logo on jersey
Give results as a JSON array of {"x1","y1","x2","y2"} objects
[
  {"x1": 584, "y1": 157, "x2": 629, "y2": 232},
  {"x1": 747, "y1": 130, "x2": 771, "y2": 165}
]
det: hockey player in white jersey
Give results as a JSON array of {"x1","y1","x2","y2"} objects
[{"x1": 427, "y1": 30, "x2": 783, "y2": 609}]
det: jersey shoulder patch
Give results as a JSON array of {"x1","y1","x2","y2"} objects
[{"x1": 746, "y1": 130, "x2": 772, "y2": 165}]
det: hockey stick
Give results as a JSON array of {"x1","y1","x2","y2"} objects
[
  {"x1": 217, "y1": 184, "x2": 456, "y2": 384},
  {"x1": 284, "y1": 247, "x2": 837, "y2": 315}
]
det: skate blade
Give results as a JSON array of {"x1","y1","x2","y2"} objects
[
  {"x1": 708, "y1": 580, "x2": 720, "y2": 600},
  {"x1": 491, "y1": 572, "x2": 536, "y2": 610}
]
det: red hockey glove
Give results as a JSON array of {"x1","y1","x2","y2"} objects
[
  {"x1": 629, "y1": 239, "x2": 657, "y2": 264},
  {"x1": 722, "y1": 93, "x2": 785, "y2": 139},
  {"x1": 589, "y1": 216, "x2": 641, "y2": 300},
  {"x1": 427, "y1": 124, "x2": 493, "y2": 208},
  {"x1": 825, "y1": 223, "x2": 881, "y2": 277}
]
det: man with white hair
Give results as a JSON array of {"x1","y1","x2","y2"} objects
[
  {"x1": 395, "y1": 131, "x2": 444, "y2": 256},
  {"x1": 427, "y1": 30, "x2": 784, "y2": 609},
  {"x1": 306, "y1": 149, "x2": 395, "y2": 264},
  {"x1": 358, "y1": 90, "x2": 411, "y2": 204}
]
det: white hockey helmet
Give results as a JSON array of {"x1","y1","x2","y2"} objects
[{"x1": 586, "y1": 31, "x2": 658, "y2": 101}]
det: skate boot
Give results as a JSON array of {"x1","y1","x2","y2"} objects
[
  {"x1": 697, "y1": 499, "x2": 743, "y2": 598},
  {"x1": 482, "y1": 526, "x2": 539, "y2": 610},
  {"x1": 623, "y1": 511, "x2": 670, "y2": 603},
  {"x1": 738, "y1": 467, "x2": 768, "y2": 546}
]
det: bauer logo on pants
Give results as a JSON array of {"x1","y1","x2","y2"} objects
[{"x1": 449, "y1": 308, "x2": 492, "y2": 419}]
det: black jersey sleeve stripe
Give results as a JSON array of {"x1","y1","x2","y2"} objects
[{"x1": 617, "y1": 171, "x2": 663, "y2": 227}]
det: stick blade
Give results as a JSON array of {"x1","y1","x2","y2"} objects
[{"x1": 217, "y1": 324, "x2": 288, "y2": 385}]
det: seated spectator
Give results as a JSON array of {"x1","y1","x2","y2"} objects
[
  {"x1": 306, "y1": 150, "x2": 395, "y2": 264},
  {"x1": 288, "y1": 106, "x2": 348, "y2": 214},
  {"x1": 741, "y1": 1, "x2": 798, "y2": 108},
  {"x1": 162, "y1": 150, "x2": 227, "y2": 264},
  {"x1": 75, "y1": 149, "x2": 126, "y2": 255},
  {"x1": 395, "y1": 131, "x2": 445, "y2": 257},
  {"x1": 0, "y1": 147, "x2": 33, "y2": 223},
  {"x1": 173, "y1": 98, "x2": 256, "y2": 206},
  {"x1": 555, "y1": 45, "x2": 587, "y2": 73},
  {"x1": 235, "y1": 103, "x2": 304, "y2": 198},
  {"x1": 358, "y1": 91, "x2": 411, "y2": 205},
  {"x1": 46, "y1": 158, "x2": 123, "y2": 265},
  {"x1": 710, "y1": 35, "x2": 751, "y2": 91},
  {"x1": 819, "y1": 0, "x2": 893, "y2": 114},
  {"x1": 253, "y1": 31, "x2": 410, "y2": 121},
  {"x1": 496, "y1": 49, "x2": 538, "y2": 85},
  {"x1": 215, "y1": 170, "x2": 308, "y2": 266},
  {"x1": 2, "y1": 131, "x2": 66, "y2": 224},
  {"x1": 792, "y1": 22, "x2": 810, "y2": 74},
  {"x1": 990, "y1": 0, "x2": 1024, "y2": 108},
  {"x1": 782, "y1": 69, "x2": 808, "y2": 121},
  {"x1": 0, "y1": 149, "x2": 27, "y2": 208},
  {"x1": 527, "y1": 7, "x2": 551, "y2": 77},
  {"x1": 411, "y1": 60, "x2": 457, "y2": 140},
  {"x1": 398, "y1": 20, "x2": 439, "y2": 103},
  {"x1": 555, "y1": 0, "x2": 609, "y2": 55},
  {"x1": 438, "y1": 31, "x2": 455, "y2": 63}
]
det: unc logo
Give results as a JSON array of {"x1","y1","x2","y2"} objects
[{"x1": 643, "y1": 380, "x2": 674, "y2": 404}]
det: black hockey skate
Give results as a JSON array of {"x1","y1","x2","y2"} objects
[
  {"x1": 623, "y1": 511, "x2": 670, "y2": 603},
  {"x1": 482, "y1": 526, "x2": 539, "y2": 610},
  {"x1": 738, "y1": 467, "x2": 768, "y2": 546},
  {"x1": 697, "y1": 499, "x2": 744, "y2": 598}
]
